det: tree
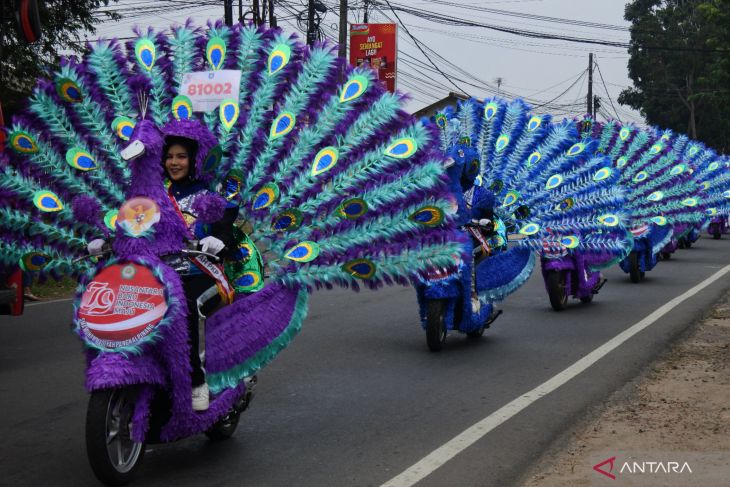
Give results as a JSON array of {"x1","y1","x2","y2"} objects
[
  {"x1": 0, "y1": 1, "x2": 119, "y2": 118},
  {"x1": 619, "y1": 0, "x2": 730, "y2": 151}
]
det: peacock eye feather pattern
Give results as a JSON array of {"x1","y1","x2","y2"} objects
[
  {"x1": 238, "y1": 45, "x2": 342, "y2": 200},
  {"x1": 126, "y1": 28, "x2": 174, "y2": 126},
  {"x1": 222, "y1": 33, "x2": 300, "y2": 178},
  {"x1": 8, "y1": 124, "x2": 120, "y2": 211},
  {"x1": 30, "y1": 82, "x2": 124, "y2": 203}
]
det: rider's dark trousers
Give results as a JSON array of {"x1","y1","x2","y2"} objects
[{"x1": 182, "y1": 273, "x2": 221, "y2": 387}]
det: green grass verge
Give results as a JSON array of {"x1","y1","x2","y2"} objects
[{"x1": 27, "y1": 276, "x2": 78, "y2": 299}]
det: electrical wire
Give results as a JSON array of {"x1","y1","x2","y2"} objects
[
  {"x1": 593, "y1": 56, "x2": 622, "y2": 122},
  {"x1": 370, "y1": 0, "x2": 729, "y2": 54},
  {"x1": 379, "y1": 0, "x2": 470, "y2": 95}
]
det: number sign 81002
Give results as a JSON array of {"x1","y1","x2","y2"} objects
[{"x1": 187, "y1": 82, "x2": 233, "y2": 96}]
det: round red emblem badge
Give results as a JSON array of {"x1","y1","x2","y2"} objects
[{"x1": 77, "y1": 262, "x2": 168, "y2": 349}]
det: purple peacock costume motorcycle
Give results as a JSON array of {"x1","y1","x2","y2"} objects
[{"x1": 0, "y1": 22, "x2": 463, "y2": 485}]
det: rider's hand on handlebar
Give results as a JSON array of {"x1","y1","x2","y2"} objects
[
  {"x1": 473, "y1": 218, "x2": 492, "y2": 227},
  {"x1": 87, "y1": 238, "x2": 107, "y2": 256},
  {"x1": 199, "y1": 236, "x2": 225, "y2": 255}
]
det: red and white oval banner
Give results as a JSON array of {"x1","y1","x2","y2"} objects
[
  {"x1": 630, "y1": 224, "x2": 649, "y2": 238},
  {"x1": 77, "y1": 262, "x2": 168, "y2": 349}
]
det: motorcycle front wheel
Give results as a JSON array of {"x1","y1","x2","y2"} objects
[
  {"x1": 426, "y1": 299, "x2": 447, "y2": 352},
  {"x1": 86, "y1": 388, "x2": 145, "y2": 486},
  {"x1": 205, "y1": 409, "x2": 241, "y2": 441},
  {"x1": 546, "y1": 270, "x2": 568, "y2": 311}
]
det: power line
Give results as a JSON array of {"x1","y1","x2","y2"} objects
[
  {"x1": 593, "y1": 56, "x2": 621, "y2": 122},
  {"x1": 533, "y1": 69, "x2": 587, "y2": 109},
  {"x1": 379, "y1": 0, "x2": 470, "y2": 96},
  {"x1": 370, "y1": 0, "x2": 730, "y2": 54},
  {"x1": 419, "y1": 0, "x2": 630, "y2": 32}
]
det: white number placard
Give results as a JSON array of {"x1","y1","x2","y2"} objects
[{"x1": 179, "y1": 70, "x2": 242, "y2": 112}]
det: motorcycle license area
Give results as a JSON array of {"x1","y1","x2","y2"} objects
[{"x1": 1, "y1": 7, "x2": 730, "y2": 487}]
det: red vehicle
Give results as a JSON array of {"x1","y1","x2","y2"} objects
[{"x1": 0, "y1": 266, "x2": 24, "y2": 315}]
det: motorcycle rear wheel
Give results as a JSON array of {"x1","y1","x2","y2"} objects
[
  {"x1": 711, "y1": 225, "x2": 721, "y2": 240},
  {"x1": 628, "y1": 252, "x2": 642, "y2": 283},
  {"x1": 546, "y1": 270, "x2": 568, "y2": 311},
  {"x1": 86, "y1": 388, "x2": 145, "y2": 486},
  {"x1": 426, "y1": 299, "x2": 447, "y2": 352}
]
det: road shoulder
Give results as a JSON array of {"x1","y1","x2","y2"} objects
[{"x1": 519, "y1": 291, "x2": 730, "y2": 486}]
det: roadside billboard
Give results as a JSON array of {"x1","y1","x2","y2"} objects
[{"x1": 349, "y1": 23, "x2": 397, "y2": 93}]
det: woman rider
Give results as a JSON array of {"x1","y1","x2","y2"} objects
[{"x1": 162, "y1": 135, "x2": 238, "y2": 411}]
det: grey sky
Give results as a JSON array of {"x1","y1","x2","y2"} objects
[{"x1": 92, "y1": 1, "x2": 643, "y2": 124}]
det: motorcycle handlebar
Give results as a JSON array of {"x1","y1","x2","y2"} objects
[
  {"x1": 181, "y1": 249, "x2": 221, "y2": 262},
  {"x1": 73, "y1": 250, "x2": 112, "y2": 264},
  {"x1": 73, "y1": 244, "x2": 221, "y2": 264}
]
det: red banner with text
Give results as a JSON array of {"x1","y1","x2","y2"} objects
[{"x1": 349, "y1": 23, "x2": 398, "y2": 93}]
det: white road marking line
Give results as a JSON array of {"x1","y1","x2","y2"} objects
[
  {"x1": 26, "y1": 297, "x2": 73, "y2": 307},
  {"x1": 380, "y1": 264, "x2": 730, "y2": 487}
]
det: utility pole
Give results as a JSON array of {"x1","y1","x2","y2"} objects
[
  {"x1": 269, "y1": 0, "x2": 276, "y2": 28},
  {"x1": 494, "y1": 77, "x2": 503, "y2": 97},
  {"x1": 252, "y1": 0, "x2": 260, "y2": 26},
  {"x1": 587, "y1": 52, "x2": 593, "y2": 116},
  {"x1": 306, "y1": 0, "x2": 316, "y2": 46},
  {"x1": 338, "y1": 0, "x2": 348, "y2": 59},
  {"x1": 224, "y1": 0, "x2": 233, "y2": 26},
  {"x1": 363, "y1": 0, "x2": 369, "y2": 23}
]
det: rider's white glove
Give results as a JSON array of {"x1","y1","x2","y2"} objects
[
  {"x1": 200, "y1": 236, "x2": 225, "y2": 255},
  {"x1": 87, "y1": 238, "x2": 106, "y2": 256}
]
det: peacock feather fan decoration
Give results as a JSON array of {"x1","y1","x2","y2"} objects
[
  {"x1": 590, "y1": 120, "x2": 705, "y2": 253},
  {"x1": 680, "y1": 143, "x2": 730, "y2": 225},
  {"x1": 430, "y1": 98, "x2": 629, "y2": 300},
  {"x1": 0, "y1": 21, "x2": 462, "y2": 391}
]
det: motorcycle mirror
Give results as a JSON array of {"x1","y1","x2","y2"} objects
[{"x1": 121, "y1": 140, "x2": 145, "y2": 161}]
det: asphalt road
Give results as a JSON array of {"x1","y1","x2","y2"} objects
[{"x1": 2, "y1": 237, "x2": 729, "y2": 487}]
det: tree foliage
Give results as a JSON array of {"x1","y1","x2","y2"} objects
[
  {"x1": 619, "y1": 0, "x2": 730, "y2": 151},
  {"x1": 0, "y1": 0, "x2": 119, "y2": 118}
]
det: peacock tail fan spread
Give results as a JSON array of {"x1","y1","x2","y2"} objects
[
  {"x1": 682, "y1": 144, "x2": 730, "y2": 222},
  {"x1": 590, "y1": 119, "x2": 707, "y2": 234},
  {"x1": 0, "y1": 21, "x2": 461, "y2": 292},
  {"x1": 439, "y1": 98, "x2": 629, "y2": 264}
]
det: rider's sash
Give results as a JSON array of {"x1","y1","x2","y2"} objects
[
  {"x1": 168, "y1": 187, "x2": 235, "y2": 304},
  {"x1": 190, "y1": 254, "x2": 235, "y2": 304}
]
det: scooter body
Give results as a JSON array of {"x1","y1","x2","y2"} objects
[
  {"x1": 661, "y1": 224, "x2": 691, "y2": 258},
  {"x1": 707, "y1": 216, "x2": 728, "y2": 239},
  {"x1": 415, "y1": 238, "x2": 499, "y2": 351},
  {"x1": 76, "y1": 254, "x2": 281, "y2": 484},
  {"x1": 620, "y1": 223, "x2": 671, "y2": 282},
  {"x1": 540, "y1": 252, "x2": 605, "y2": 311}
]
